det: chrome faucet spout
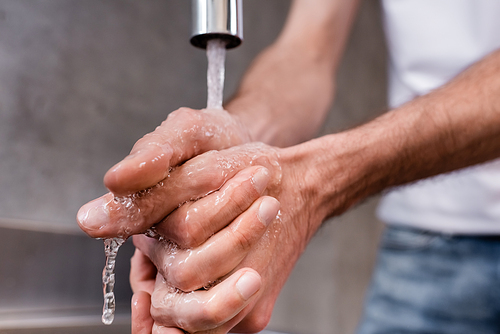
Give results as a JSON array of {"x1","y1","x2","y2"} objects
[{"x1": 191, "y1": 0, "x2": 243, "y2": 49}]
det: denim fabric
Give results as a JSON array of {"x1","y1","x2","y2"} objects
[{"x1": 357, "y1": 225, "x2": 500, "y2": 334}]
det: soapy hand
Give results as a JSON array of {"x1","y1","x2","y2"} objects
[
  {"x1": 77, "y1": 107, "x2": 288, "y2": 333},
  {"x1": 77, "y1": 107, "x2": 251, "y2": 238},
  {"x1": 76, "y1": 106, "x2": 324, "y2": 333},
  {"x1": 132, "y1": 142, "x2": 322, "y2": 333},
  {"x1": 106, "y1": 107, "x2": 250, "y2": 196},
  {"x1": 130, "y1": 241, "x2": 267, "y2": 334}
]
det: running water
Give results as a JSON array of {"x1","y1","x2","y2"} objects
[
  {"x1": 206, "y1": 39, "x2": 227, "y2": 109},
  {"x1": 102, "y1": 237, "x2": 125, "y2": 325}
]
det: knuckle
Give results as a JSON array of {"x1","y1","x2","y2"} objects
[
  {"x1": 167, "y1": 205, "x2": 206, "y2": 249},
  {"x1": 185, "y1": 154, "x2": 224, "y2": 192},
  {"x1": 150, "y1": 291, "x2": 164, "y2": 312},
  {"x1": 243, "y1": 311, "x2": 271, "y2": 333},
  {"x1": 140, "y1": 131, "x2": 163, "y2": 145},
  {"x1": 207, "y1": 170, "x2": 224, "y2": 189},
  {"x1": 149, "y1": 243, "x2": 176, "y2": 279},
  {"x1": 154, "y1": 255, "x2": 169, "y2": 278},
  {"x1": 170, "y1": 264, "x2": 198, "y2": 292},
  {"x1": 229, "y1": 187, "x2": 255, "y2": 214},
  {"x1": 232, "y1": 226, "x2": 254, "y2": 252},
  {"x1": 179, "y1": 107, "x2": 202, "y2": 123},
  {"x1": 149, "y1": 290, "x2": 174, "y2": 322},
  {"x1": 172, "y1": 219, "x2": 201, "y2": 249},
  {"x1": 169, "y1": 107, "x2": 189, "y2": 117},
  {"x1": 177, "y1": 107, "x2": 192, "y2": 114},
  {"x1": 166, "y1": 108, "x2": 199, "y2": 127},
  {"x1": 181, "y1": 217, "x2": 204, "y2": 248},
  {"x1": 194, "y1": 169, "x2": 224, "y2": 195},
  {"x1": 174, "y1": 205, "x2": 220, "y2": 249}
]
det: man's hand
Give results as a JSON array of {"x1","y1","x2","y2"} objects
[
  {"x1": 104, "y1": 107, "x2": 250, "y2": 196},
  {"x1": 77, "y1": 107, "x2": 251, "y2": 238},
  {"x1": 104, "y1": 108, "x2": 250, "y2": 196},
  {"x1": 133, "y1": 141, "x2": 329, "y2": 333},
  {"x1": 130, "y1": 250, "x2": 156, "y2": 334},
  {"x1": 130, "y1": 248, "x2": 263, "y2": 334}
]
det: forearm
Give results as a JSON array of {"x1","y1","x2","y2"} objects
[
  {"x1": 226, "y1": 0, "x2": 361, "y2": 147},
  {"x1": 286, "y1": 49, "x2": 500, "y2": 229}
]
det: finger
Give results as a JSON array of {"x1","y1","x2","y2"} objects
[
  {"x1": 155, "y1": 166, "x2": 270, "y2": 248},
  {"x1": 77, "y1": 143, "x2": 279, "y2": 239},
  {"x1": 104, "y1": 108, "x2": 249, "y2": 196},
  {"x1": 78, "y1": 150, "x2": 241, "y2": 238},
  {"x1": 131, "y1": 291, "x2": 154, "y2": 334},
  {"x1": 130, "y1": 248, "x2": 157, "y2": 294},
  {"x1": 150, "y1": 269, "x2": 261, "y2": 333},
  {"x1": 135, "y1": 196, "x2": 280, "y2": 292}
]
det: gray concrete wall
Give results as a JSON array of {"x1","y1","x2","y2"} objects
[{"x1": 0, "y1": 0, "x2": 387, "y2": 332}]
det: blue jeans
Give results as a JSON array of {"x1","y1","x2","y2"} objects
[{"x1": 357, "y1": 225, "x2": 500, "y2": 334}]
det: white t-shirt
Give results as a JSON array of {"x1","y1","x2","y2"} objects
[{"x1": 376, "y1": 0, "x2": 500, "y2": 234}]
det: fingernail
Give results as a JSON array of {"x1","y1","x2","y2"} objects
[
  {"x1": 252, "y1": 168, "x2": 270, "y2": 193},
  {"x1": 257, "y1": 198, "x2": 279, "y2": 227},
  {"x1": 77, "y1": 196, "x2": 110, "y2": 231},
  {"x1": 236, "y1": 271, "x2": 261, "y2": 301}
]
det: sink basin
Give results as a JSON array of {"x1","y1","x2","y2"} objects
[{"x1": 0, "y1": 222, "x2": 134, "y2": 333}]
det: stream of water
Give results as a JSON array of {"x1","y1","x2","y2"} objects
[
  {"x1": 100, "y1": 38, "x2": 227, "y2": 326},
  {"x1": 206, "y1": 39, "x2": 227, "y2": 109},
  {"x1": 101, "y1": 237, "x2": 125, "y2": 325}
]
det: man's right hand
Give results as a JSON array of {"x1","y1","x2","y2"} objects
[
  {"x1": 104, "y1": 107, "x2": 251, "y2": 197},
  {"x1": 131, "y1": 140, "x2": 337, "y2": 333},
  {"x1": 77, "y1": 107, "x2": 252, "y2": 238}
]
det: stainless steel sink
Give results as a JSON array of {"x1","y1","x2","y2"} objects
[{"x1": 0, "y1": 221, "x2": 134, "y2": 333}]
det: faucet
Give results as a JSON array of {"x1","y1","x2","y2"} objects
[{"x1": 190, "y1": 0, "x2": 243, "y2": 49}]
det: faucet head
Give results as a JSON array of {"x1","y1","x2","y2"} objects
[{"x1": 191, "y1": 0, "x2": 243, "y2": 49}]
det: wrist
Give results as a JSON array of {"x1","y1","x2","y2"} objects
[
  {"x1": 224, "y1": 42, "x2": 336, "y2": 147},
  {"x1": 224, "y1": 98, "x2": 272, "y2": 144},
  {"x1": 279, "y1": 127, "x2": 390, "y2": 228}
]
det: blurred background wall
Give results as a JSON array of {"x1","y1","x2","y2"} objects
[{"x1": 0, "y1": 1, "x2": 386, "y2": 333}]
